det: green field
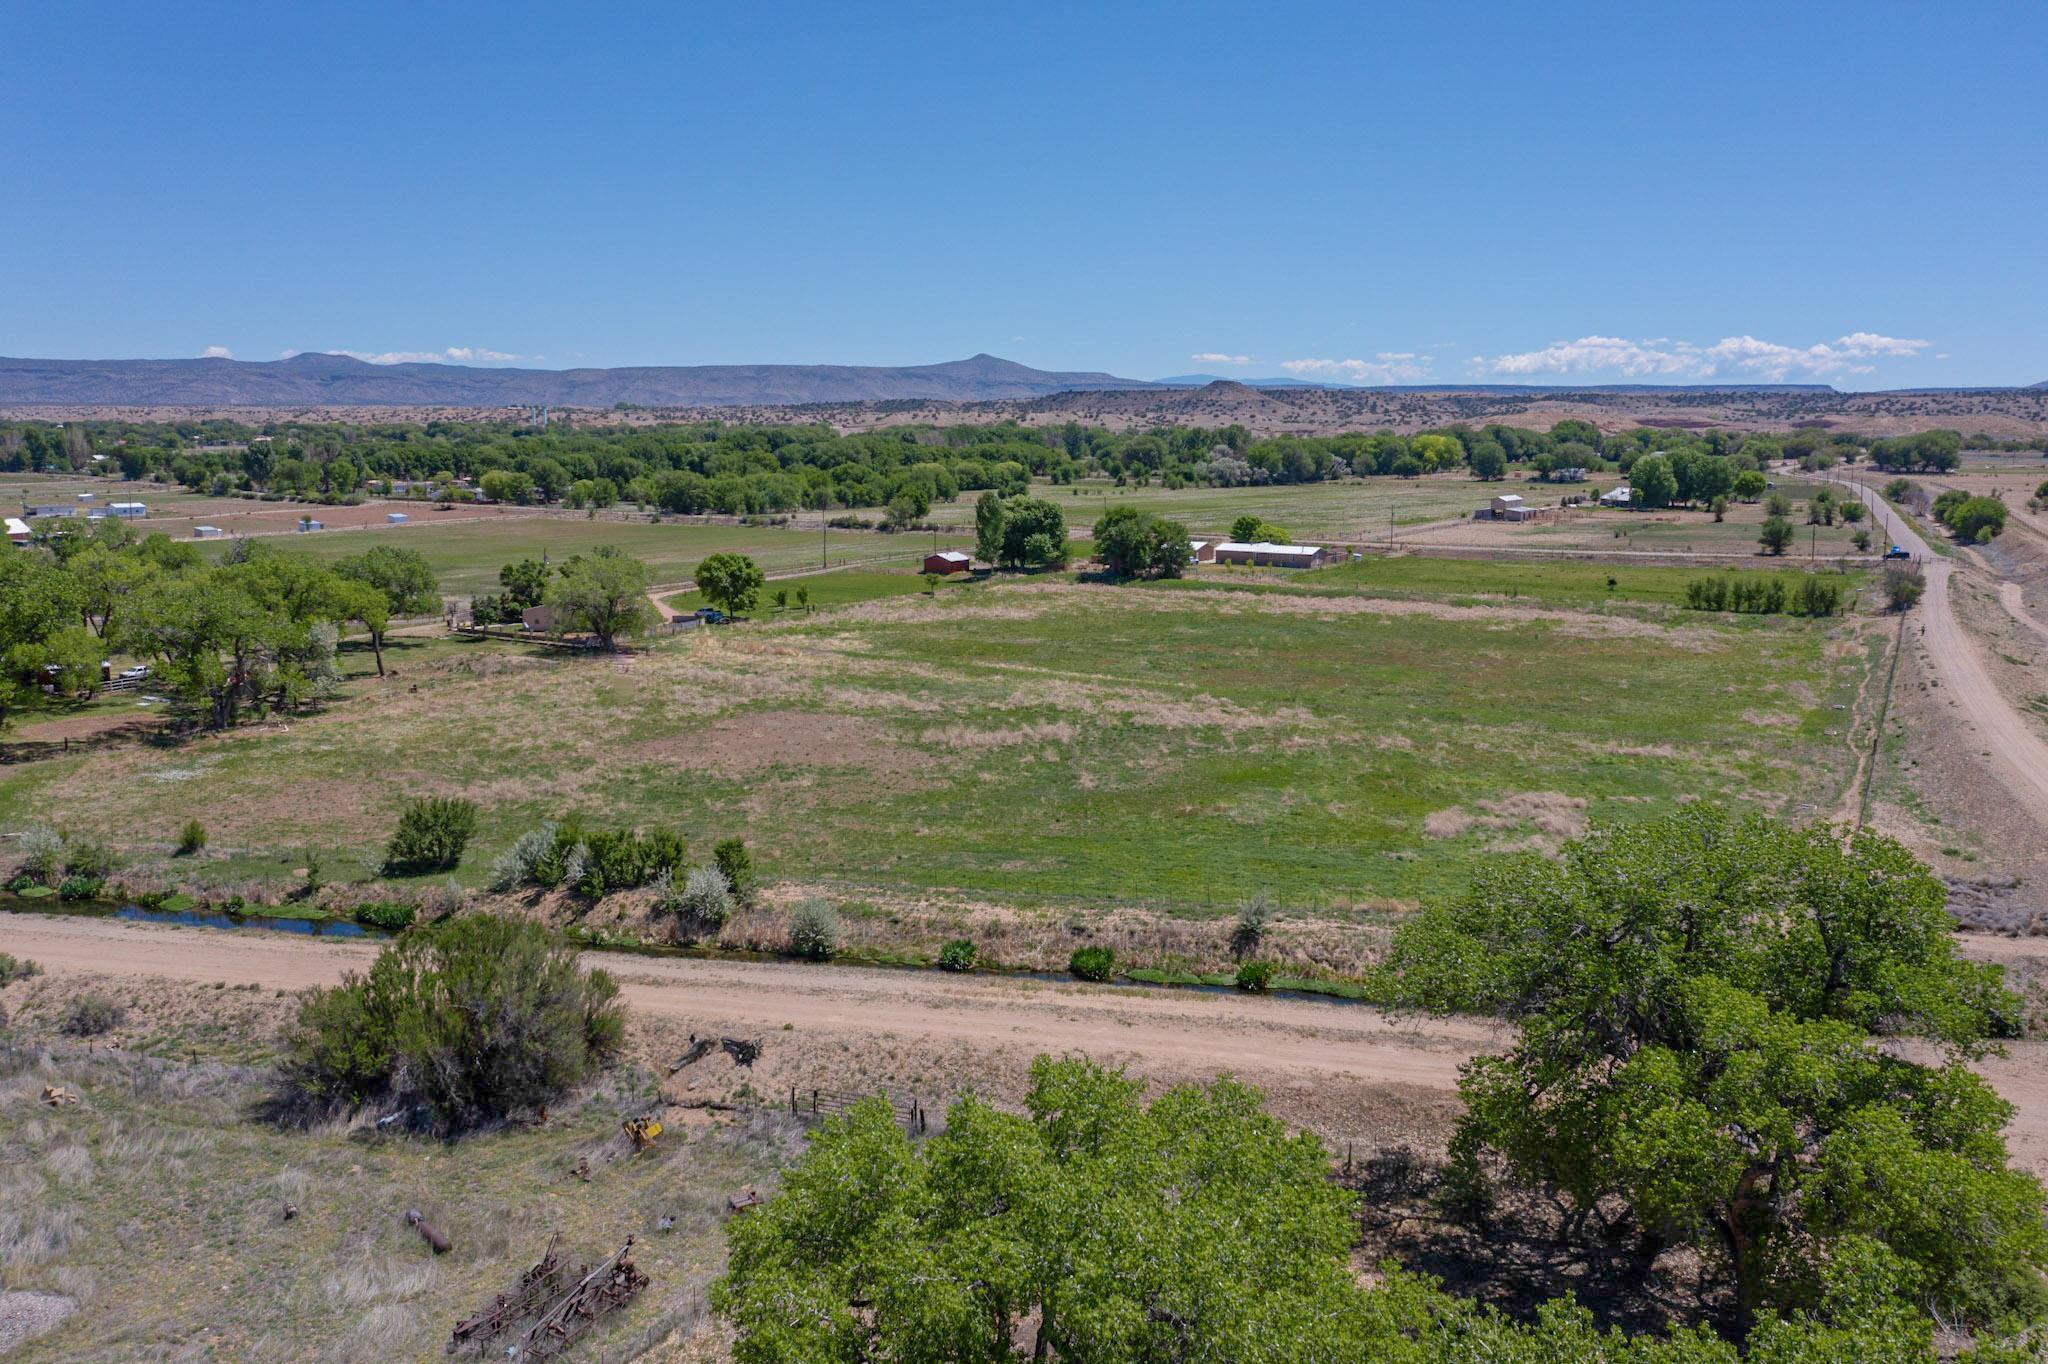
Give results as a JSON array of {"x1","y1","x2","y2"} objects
[
  {"x1": 925, "y1": 473, "x2": 1512, "y2": 539},
  {"x1": 205, "y1": 518, "x2": 975, "y2": 595},
  {"x1": 0, "y1": 562, "x2": 1869, "y2": 918},
  {"x1": 662, "y1": 567, "x2": 973, "y2": 614}
]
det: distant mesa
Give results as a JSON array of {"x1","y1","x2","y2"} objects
[{"x1": 0, "y1": 352, "x2": 1160, "y2": 408}]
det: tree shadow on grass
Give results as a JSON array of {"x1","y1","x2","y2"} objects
[{"x1": 1347, "y1": 1146, "x2": 1731, "y2": 1341}]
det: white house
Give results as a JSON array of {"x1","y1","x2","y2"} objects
[
  {"x1": 1212, "y1": 541, "x2": 1332, "y2": 569},
  {"x1": 109, "y1": 501, "x2": 148, "y2": 519}
]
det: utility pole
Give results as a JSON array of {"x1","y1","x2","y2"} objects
[{"x1": 821, "y1": 515, "x2": 827, "y2": 570}]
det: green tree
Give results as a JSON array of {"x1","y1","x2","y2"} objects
[
  {"x1": 996, "y1": 497, "x2": 1067, "y2": 570},
  {"x1": 1230, "y1": 512, "x2": 1264, "y2": 542},
  {"x1": 1733, "y1": 469, "x2": 1769, "y2": 501},
  {"x1": 1759, "y1": 515, "x2": 1795, "y2": 555},
  {"x1": 552, "y1": 546, "x2": 656, "y2": 648},
  {"x1": 1093, "y1": 507, "x2": 1191, "y2": 579},
  {"x1": 1467, "y1": 444, "x2": 1507, "y2": 480},
  {"x1": 694, "y1": 551, "x2": 766, "y2": 616},
  {"x1": 973, "y1": 491, "x2": 1006, "y2": 566},
  {"x1": 1387, "y1": 807, "x2": 2043, "y2": 1335},
  {"x1": 1631, "y1": 454, "x2": 1678, "y2": 508},
  {"x1": 0, "y1": 552, "x2": 85, "y2": 730},
  {"x1": 336, "y1": 545, "x2": 438, "y2": 676}
]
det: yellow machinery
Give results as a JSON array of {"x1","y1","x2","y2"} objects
[{"x1": 623, "y1": 1113, "x2": 663, "y2": 1149}]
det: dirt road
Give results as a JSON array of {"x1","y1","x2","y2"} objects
[
  {"x1": 11, "y1": 913, "x2": 2048, "y2": 1172},
  {"x1": 0, "y1": 913, "x2": 1492, "y2": 1108},
  {"x1": 1825, "y1": 476, "x2": 2048, "y2": 829}
]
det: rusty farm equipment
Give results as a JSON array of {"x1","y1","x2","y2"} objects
[
  {"x1": 509, "y1": 1237, "x2": 649, "y2": 1362},
  {"x1": 406, "y1": 1208, "x2": 453, "y2": 1255},
  {"x1": 447, "y1": 1234, "x2": 566, "y2": 1355},
  {"x1": 622, "y1": 1113, "x2": 663, "y2": 1150}
]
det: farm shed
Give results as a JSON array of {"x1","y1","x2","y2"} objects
[
  {"x1": 1212, "y1": 541, "x2": 1331, "y2": 569},
  {"x1": 5, "y1": 516, "x2": 30, "y2": 545},
  {"x1": 297, "y1": 518, "x2": 324, "y2": 532},
  {"x1": 923, "y1": 550, "x2": 971, "y2": 574},
  {"x1": 386, "y1": 511, "x2": 410, "y2": 525},
  {"x1": 25, "y1": 505, "x2": 77, "y2": 519},
  {"x1": 1188, "y1": 540, "x2": 1218, "y2": 563},
  {"x1": 521, "y1": 605, "x2": 561, "y2": 633},
  {"x1": 192, "y1": 524, "x2": 225, "y2": 539},
  {"x1": 109, "y1": 501, "x2": 148, "y2": 518},
  {"x1": 1599, "y1": 486, "x2": 1633, "y2": 507}
]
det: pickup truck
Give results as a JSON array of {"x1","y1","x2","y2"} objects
[{"x1": 1882, "y1": 546, "x2": 1912, "y2": 561}]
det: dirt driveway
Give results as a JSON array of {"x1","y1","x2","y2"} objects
[
  {"x1": 1825, "y1": 476, "x2": 2048, "y2": 831},
  {"x1": 9, "y1": 914, "x2": 2048, "y2": 1172}
]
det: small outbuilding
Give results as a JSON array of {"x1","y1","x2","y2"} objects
[
  {"x1": 386, "y1": 511, "x2": 410, "y2": 525},
  {"x1": 923, "y1": 550, "x2": 972, "y2": 575},
  {"x1": 1212, "y1": 540, "x2": 1332, "y2": 569},
  {"x1": 193, "y1": 524, "x2": 225, "y2": 539},
  {"x1": 1188, "y1": 539, "x2": 1218, "y2": 563},
  {"x1": 109, "y1": 501, "x2": 148, "y2": 519},
  {"x1": 521, "y1": 605, "x2": 560, "y2": 633},
  {"x1": 5, "y1": 516, "x2": 30, "y2": 545},
  {"x1": 1599, "y1": 486, "x2": 1633, "y2": 507},
  {"x1": 297, "y1": 518, "x2": 324, "y2": 532}
]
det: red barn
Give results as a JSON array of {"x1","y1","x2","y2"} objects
[{"x1": 923, "y1": 550, "x2": 972, "y2": 575}]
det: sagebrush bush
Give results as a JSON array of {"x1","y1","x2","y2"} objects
[
  {"x1": 16, "y1": 826, "x2": 64, "y2": 886},
  {"x1": 177, "y1": 819, "x2": 208, "y2": 856},
  {"x1": 1069, "y1": 946, "x2": 1117, "y2": 982},
  {"x1": 61, "y1": 992, "x2": 127, "y2": 1036},
  {"x1": 488, "y1": 822, "x2": 558, "y2": 891},
  {"x1": 1231, "y1": 894, "x2": 1271, "y2": 959},
  {"x1": 0, "y1": 953, "x2": 43, "y2": 987},
  {"x1": 672, "y1": 866, "x2": 733, "y2": 939},
  {"x1": 1234, "y1": 959, "x2": 1276, "y2": 993},
  {"x1": 788, "y1": 898, "x2": 840, "y2": 960},
  {"x1": 273, "y1": 914, "x2": 624, "y2": 1132},
  {"x1": 937, "y1": 939, "x2": 978, "y2": 972},
  {"x1": 382, "y1": 797, "x2": 477, "y2": 875}
]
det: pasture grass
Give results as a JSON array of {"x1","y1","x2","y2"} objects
[{"x1": 0, "y1": 560, "x2": 1870, "y2": 920}]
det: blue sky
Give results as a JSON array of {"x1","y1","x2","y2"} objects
[{"x1": 5, "y1": 1, "x2": 2043, "y2": 388}]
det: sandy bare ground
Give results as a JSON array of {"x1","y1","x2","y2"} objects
[
  {"x1": 9, "y1": 914, "x2": 2048, "y2": 1174},
  {"x1": 1824, "y1": 476, "x2": 2048, "y2": 831}
]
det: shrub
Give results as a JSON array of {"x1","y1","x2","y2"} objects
[
  {"x1": 352, "y1": 901, "x2": 417, "y2": 932},
  {"x1": 61, "y1": 837, "x2": 115, "y2": 881},
  {"x1": 272, "y1": 914, "x2": 623, "y2": 1132},
  {"x1": 1231, "y1": 894, "x2": 1271, "y2": 959},
  {"x1": 788, "y1": 898, "x2": 840, "y2": 960},
  {"x1": 714, "y1": 838, "x2": 756, "y2": 899},
  {"x1": 1234, "y1": 959, "x2": 1277, "y2": 993},
  {"x1": 1069, "y1": 946, "x2": 1117, "y2": 982},
  {"x1": 488, "y1": 822, "x2": 558, "y2": 891},
  {"x1": 937, "y1": 939, "x2": 978, "y2": 972},
  {"x1": 383, "y1": 797, "x2": 477, "y2": 875},
  {"x1": 176, "y1": 819, "x2": 208, "y2": 856},
  {"x1": 0, "y1": 953, "x2": 43, "y2": 987},
  {"x1": 673, "y1": 866, "x2": 734, "y2": 939},
  {"x1": 1792, "y1": 575, "x2": 1846, "y2": 618},
  {"x1": 56, "y1": 875, "x2": 106, "y2": 902},
  {"x1": 1884, "y1": 562, "x2": 1926, "y2": 612},
  {"x1": 61, "y1": 992, "x2": 127, "y2": 1036},
  {"x1": 16, "y1": 826, "x2": 64, "y2": 886}
]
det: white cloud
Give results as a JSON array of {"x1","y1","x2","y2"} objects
[
  {"x1": 200, "y1": 345, "x2": 233, "y2": 359},
  {"x1": 1279, "y1": 353, "x2": 1434, "y2": 384},
  {"x1": 1190, "y1": 352, "x2": 1251, "y2": 366},
  {"x1": 1482, "y1": 332, "x2": 1930, "y2": 382},
  {"x1": 287, "y1": 346, "x2": 533, "y2": 365}
]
